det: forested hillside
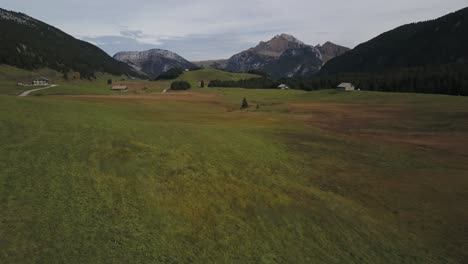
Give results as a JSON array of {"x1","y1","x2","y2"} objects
[
  {"x1": 320, "y1": 7, "x2": 468, "y2": 74},
  {"x1": 0, "y1": 8, "x2": 142, "y2": 79}
]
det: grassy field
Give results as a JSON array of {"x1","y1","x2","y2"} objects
[
  {"x1": 0, "y1": 66, "x2": 260, "y2": 96},
  {"x1": 1, "y1": 73, "x2": 468, "y2": 263},
  {"x1": 0, "y1": 65, "x2": 122, "y2": 96},
  {"x1": 173, "y1": 68, "x2": 259, "y2": 88}
]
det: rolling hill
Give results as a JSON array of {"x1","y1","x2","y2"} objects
[
  {"x1": 158, "y1": 68, "x2": 260, "y2": 89},
  {"x1": 0, "y1": 8, "x2": 142, "y2": 79}
]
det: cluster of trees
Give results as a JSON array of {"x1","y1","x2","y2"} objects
[
  {"x1": 208, "y1": 78, "x2": 278, "y2": 89},
  {"x1": 208, "y1": 63, "x2": 468, "y2": 96},
  {"x1": 170, "y1": 81, "x2": 191, "y2": 90},
  {"x1": 323, "y1": 63, "x2": 468, "y2": 95},
  {"x1": 208, "y1": 77, "x2": 344, "y2": 90},
  {"x1": 156, "y1": 68, "x2": 184, "y2": 80},
  {"x1": 154, "y1": 67, "x2": 203, "y2": 81}
]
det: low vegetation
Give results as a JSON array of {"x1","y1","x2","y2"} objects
[
  {"x1": 173, "y1": 68, "x2": 260, "y2": 88},
  {"x1": 0, "y1": 86, "x2": 467, "y2": 263},
  {"x1": 209, "y1": 63, "x2": 468, "y2": 95},
  {"x1": 170, "y1": 80, "x2": 191, "y2": 90},
  {"x1": 155, "y1": 67, "x2": 184, "y2": 80}
]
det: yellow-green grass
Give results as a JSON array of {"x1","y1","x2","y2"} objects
[
  {"x1": 0, "y1": 66, "x2": 262, "y2": 96},
  {"x1": 1, "y1": 88, "x2": 467, "y2": 263},
  {"x1": 0, "y1": 65, "x2": 64, "y2": 95},
  {"x1": 147, "y1": 69, "x2": 260, "y2": 92},
  {"x1": 0, "y1": 65, "x2": 122, "y2": 96}
]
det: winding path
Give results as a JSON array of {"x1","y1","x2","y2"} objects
[{"x1": 19, "y1": 85, "x2": 58, "y2": 97}]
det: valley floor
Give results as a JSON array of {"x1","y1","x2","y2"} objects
[{"x1": 1, "y1": 87, "x2": 467, "y2": 263}]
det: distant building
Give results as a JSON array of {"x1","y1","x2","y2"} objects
[
  {"x1": 32, "y1": 77, "x2": 49, "y2": 86},
  {"x1": 338, "y1": 82, "x2": 356, "y2": 91},
  {"x1": 278, "y1": 84, "x2": 290, "y2": 90},
  {"x1": 111, "y1": 85, "x2": 128, "y2": 91}
]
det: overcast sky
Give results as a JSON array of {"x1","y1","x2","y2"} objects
[{"x1": 1, "y1": 0, "x2": 467, "y2": 60}]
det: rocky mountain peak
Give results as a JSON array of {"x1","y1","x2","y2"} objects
[
  {"x1": 224, "y1": 34, "x2": 349, "y2": 78},
  {"x1": 252, "y1": 33, "x2": 308, "y2": 58},
  {"x1": 114, "y1": 49, "x2": 185, "y2": 62},
  {"x1": 316, "y1": 42, "x2": 351, "y2": 63},
  {"x1": 113, "y1": 49, "x2": 196, "y2": 77},
  {"x1": 275, "y1": 33, "x2": 305, "y2": 45},
  {"x1": 0, "y1": 8, "x2": 36, "y2": 27}
]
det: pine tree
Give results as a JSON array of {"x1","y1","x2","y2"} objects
[{"x1": 241, "y1": 97, "x2": 249, "y2": 109}]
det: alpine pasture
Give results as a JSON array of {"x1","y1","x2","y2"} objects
[{"x1": 1, "y1": 68, "x2": 467, "y2": 263}]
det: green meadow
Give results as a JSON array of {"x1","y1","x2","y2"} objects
[{"x1": 1, "y1": 68, "x2": 468, "y2": 263}]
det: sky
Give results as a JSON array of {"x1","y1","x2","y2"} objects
[{"x1": 1, "y1": 0, "x2": 467, "y2": 60}]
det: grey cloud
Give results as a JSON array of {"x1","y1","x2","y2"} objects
[
  {"x1": 120, "y1": 30, "x2": 145, "y2": 39},
  {"x1": 2, "y1": 0, "x2": 467, "y2": 60},
  {"x1": 81, "y1": 35, "x2": 156, "y2": 56},
  {"x1": 82, "y1": 31, "x2": 280, "y2": 60}
]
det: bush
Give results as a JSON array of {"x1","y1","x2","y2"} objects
[
  {"x1": 171, "y1": 81, "x2": 191, "y2": 90},
  {"x1": 156, "y1": 68, "x2": 184, "y2": 80}
]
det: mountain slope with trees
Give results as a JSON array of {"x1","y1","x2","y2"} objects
[
  {"x1": 0, "y1": 8, "x2": 142, "y2": 79},
  {"x1": 315, "y1": 7, "x2": 468, "y2": 95},
  {"x1": 320, "y1": 7, "x2": 468, "y2": 75}
]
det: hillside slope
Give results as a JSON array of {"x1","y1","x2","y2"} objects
[
  {"x1": 192, "y1": 59, "x2": 227, "y2": 69},
  {"x1": 168, "y1": 68, "x2": 260, "y2": 88},
  {"x1": 317, "y1": 41, "x2": 352, "y2": 63},
  {"x1": 320, "y1": 7, "x2": 468, "y2": 75},
  {"x1": 0, "y1": 8, "x2": 141, "y2": 79}
]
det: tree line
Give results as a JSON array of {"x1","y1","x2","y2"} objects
[{"x1": 208, "y1": 63, "x2": 468, "y2": 96}]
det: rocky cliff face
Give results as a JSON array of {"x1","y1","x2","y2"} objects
[
  {"x1": 263, "y1": 46, "x2": 324, "y2": 77},
  {"x1": 317, "y1": 42, "x2": 351, "y2": 63},
  {"x1": 192, "y1": 59, "x2": 227, "y2": 69},
  {"x1": 224, "y1": 34, "x2": 308, "y2": 73},
  {"x1": 250, "y1": 33, "x2": 307, "y2": 58},
  {"x1": 224, "y1": 34, "x2": 349, "y2": 78},
  {"x1": 114, "y1": 49, "x2": 196, "y2": 77}
]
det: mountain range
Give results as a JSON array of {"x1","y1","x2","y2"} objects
[
  {"x1": 114, "y1": 34, "x2": 349, "y2": 79},
  {"x1": 208, "y1": 34, "x2": 349, "y2": 78},
  {"x1": 113, "y1": 49, "x2": 197, "y2": 78},
  {"x1": 0, "y1": 8, "x2": 141, "y2": 79},
  {"x1": 1, "y1": 5, "x2": 467, "y2": 94}
]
